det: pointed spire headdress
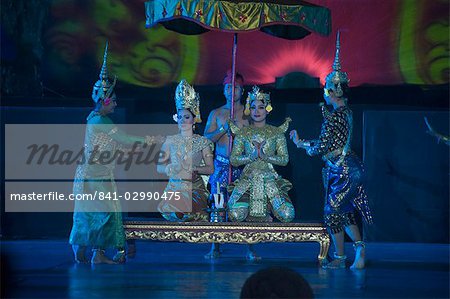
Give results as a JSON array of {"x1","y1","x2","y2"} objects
[
  {"x1": 325, "y1": 31, "x2": 349, "y2": 98},
  {"x1": 92, "y1": 41, "x2": 117, "y2": 103},
  {"x1": 174, "y1": 79, "x2": 201, "y2": 123}
]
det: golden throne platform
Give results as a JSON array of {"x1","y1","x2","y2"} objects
[{"x1": 124, "y1": 219, "x2": 330, "y2": 262}]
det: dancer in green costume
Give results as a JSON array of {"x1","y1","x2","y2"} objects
[{"x1": 69, "y1": 42, "x2": 161, "y2": 264}]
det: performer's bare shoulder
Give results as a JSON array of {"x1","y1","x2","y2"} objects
[{"x1": 214, "y1": 104, "x2": 233, "y2": 125}]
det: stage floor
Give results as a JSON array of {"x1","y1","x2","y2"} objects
[{"x1": 1, "y1": 240, "x2": 449, "y2": 298}]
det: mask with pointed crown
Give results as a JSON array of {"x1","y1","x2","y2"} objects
[
  {"x1": 244, "y1": 85, "x2": 272, "y2": 115},
  {"x1": 175, "y1": 79, "x2": 201, "y2": 123},
  {"x1": 92, "y1": 41, "x2": 117, "y2": 103},
  {"x1": 324, "y1": 31, "x2": 349, "y2": 98}
]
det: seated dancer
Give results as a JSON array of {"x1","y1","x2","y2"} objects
[
  {"x1": 203, "y1": 71, "x2": 250, "y2": 259},
  {"x1": 228, "y1": 86, "x2": 295, "y2": 223},
  {"x1": 69, "y1": 42, "x2": 161, "y2": 264},
  {"x1": 157, "y1": 79, "x2": 214, "y2": 221},
  {"x1": 290, "y1": 32, "x2": 373, "y2": 269}
]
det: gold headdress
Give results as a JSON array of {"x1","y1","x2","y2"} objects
[
  {"x1": 92, "y1": 41, "x2": 117, "y2": 103},
  {"x1": 175, "y1": 79, "x2": 201, "y2": 123},
  {"x1": 324, "y1": 31, "x2": 349, "y2": 98},
  {"x1": 244, "y1": 85, "x2": 272, "y2": 115}
]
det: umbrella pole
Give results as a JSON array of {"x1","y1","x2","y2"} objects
[{"x1": 227, "y1": 33, "x2": 238, "y2": 186}]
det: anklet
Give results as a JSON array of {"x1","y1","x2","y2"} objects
[
  {"x1": 333, "y1": 252, "x2": 347, "y2": 260},
  {"x1": 353, "y1": 241, "x2": 365, "y2": 250}
]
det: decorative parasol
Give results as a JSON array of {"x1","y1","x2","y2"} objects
[
  {"x1": 145, "y1": 0, "x2": 331, "y2": 39},
  {"x1": 145, "y1": 0, "x2": 331, "y2": 183}
]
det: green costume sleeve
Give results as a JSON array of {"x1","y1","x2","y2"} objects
[
  {"x1": 230, "y1": 134, "x2": 253, "y2": 167},
  {"x1": 264, "y1": 135, "x2": 289, "y2": 166}
]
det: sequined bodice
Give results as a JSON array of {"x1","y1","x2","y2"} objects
[
  {"x1": 230, "y1": 124, "x2": 289, "y2": 177},
  {"x1": 82, "y1": 114, "x2": 119, "y2": 174},
  {"x1": 166, "y1": 134, "x2": 213, "y2": 168},
  {"x1": 308, "y1": 106, "x2": 352, "y2": 159}
]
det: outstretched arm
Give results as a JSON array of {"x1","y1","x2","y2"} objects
[
  {"x1": 93, "y1": 116, "x2": 163, "y2": 146},
  {"x1": 290, "y1": 118, "x2": 332, "y2": 157}
]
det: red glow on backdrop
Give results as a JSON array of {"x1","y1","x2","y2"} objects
[
  {"x1": 199, "y1": 0, "x2": 404, "y2": 87},
  {"x1": 36, "y1": 0, "x2": 448, "y2": 94},
  {"x1": 239, "y1": 33, "x2": 332, "y2": 85}
]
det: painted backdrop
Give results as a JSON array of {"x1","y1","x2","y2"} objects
[{"x1": 38, "y1": 0, "x2": 449, "y2": 94}]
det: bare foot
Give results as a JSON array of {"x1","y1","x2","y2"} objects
[
  {"x1": 72, "y1": 245, "x2": 89, "y2": 264},
  {"x1": 350, "y1": 246, "x2": 365, "y2": 269},
  {"x1": 113, "y1": 250, "x2": 126, "y2": 264},
  {"x1": 91, "y1": 250, "x2": 117, "y2": 264},
  {"x1": 318, "y1": 258, "x2": 328, "y2": 268},
  {"x1": 322, "y1": 258, "x2": 346, "y2": 269}
]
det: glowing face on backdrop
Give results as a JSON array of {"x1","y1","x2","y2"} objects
[
  {"x1": 177, "y1": 109, "x2": 194, "y2": 131},
  {"x1": 250, "y1": 100, "x2": 268, "y2": 123},
  {"x1": 224, "y1": 83, "x2": 243, "y2": 103}
]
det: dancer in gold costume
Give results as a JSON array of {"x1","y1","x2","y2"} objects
[
  {"x1": 157, "y1": 80, "x2": 214, "y2": 221},
  {"x1": 228, "y1": 86, "x2": 295, "y2": 223}
]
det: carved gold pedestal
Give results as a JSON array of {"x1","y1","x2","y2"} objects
[{"x1": 124, "y1": 220, "x2": 330, "y2": 262}]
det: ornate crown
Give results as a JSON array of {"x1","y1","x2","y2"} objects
[
  {"x1": 244, "y1": 86, "x2": 272, "y2": 115},
  {"x1": 175, "y1": 79, "x2": 201, "y2": 123},
  {"x1": 325, "y1": 31, "x2": 349, "y2": 98},
  {"x1": 92, "y1": 41, "x2": 117, "y2": 103}
]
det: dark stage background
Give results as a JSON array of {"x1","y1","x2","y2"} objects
[{"x1": 1, "y1": 85, "x2": 449, "y2": 243}]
